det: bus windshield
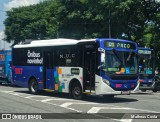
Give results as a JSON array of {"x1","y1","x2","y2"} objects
[
  {"x1": 138, "y1": 53, "x2": 154, "y2": 75},
  {"x1": 102, "y1": 50, "x2": 138, "y2": 74}
]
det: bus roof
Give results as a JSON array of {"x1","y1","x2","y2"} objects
[
  {"x1": 13, "y1": 38, "x2": 96, "y2": 48},
  {"x1": 13, "y1": 38, "x2": 136, "y2": 48}
]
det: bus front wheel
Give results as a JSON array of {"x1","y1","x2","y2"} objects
[
  {"x1": 29, "y1": 79, "x2": 39, "y2": 95},
  {"x1": 70, "y1": 82, "x2": 82, "y2": 100},
  {"x1": 152, "y1": 89, "x2": 157, "y2": 93},
  {"x1": 141, "y1": 90, "x2": 146, "y2": 92}
]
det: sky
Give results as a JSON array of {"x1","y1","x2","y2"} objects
[{"x1": 0, "y1": 0, "x2": 43, "y2": 50}]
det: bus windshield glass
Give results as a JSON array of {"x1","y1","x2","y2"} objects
[
  {"x1": 102, "y1": 50, "x2": 138, "y2": 74},
  {"x1": 138, "y1": 50, "x2": 154, "y2": 75}
]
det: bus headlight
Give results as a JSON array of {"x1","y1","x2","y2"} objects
[
  {"x1": 148, "y1": 79, "x2": 152, "y2": 82},
  {"x1": 103, "y1": 79, "x2": 110, "y2": 85}
]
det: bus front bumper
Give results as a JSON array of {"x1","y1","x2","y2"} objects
[{"x1": 95, "y1": 75, "x2": 132, "y2": 95}]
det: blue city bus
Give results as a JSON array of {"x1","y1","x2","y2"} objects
[
  {"x1": 0, "y1": 50, "x2": 12, "y2": 83},
  {"x1": 12, "y1": 38, "x2": 138, "y2": 99},
  {"x1": 136, "y1": 47, "x2": 155, "y2": 92}
]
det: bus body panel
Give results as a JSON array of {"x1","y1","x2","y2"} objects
[
  {"x1": 53, "y1": 67, "x2": 83, "y2": 93},
  {"x1": 96, "y1": 38, "x2": 138, "y2": 93},
  {"x1": 46, "y1": 69, "x2": 54, "y2": 90},
  {"x1": 95, "y1": 74, "x2": 121, "y2": 95},
  {"x1": 12, "y1": 66, "x2": 43, "y2": 88},
  {"x1": 12, "y1": 38, "x2": 139, "y2": 97},
  {"x1": 100, "y1": 73, "x2": 137, "y2": 90},
  {"x1": 0, "y1": 50, "x2": 12, "y2": 82},
  {"x1": 12, "y1": 66, "x2": 83, "y2": 93}
]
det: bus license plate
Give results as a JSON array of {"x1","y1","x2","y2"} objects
[{"x1": 122, "y1": 91, "x2": 130, "y2": 95}]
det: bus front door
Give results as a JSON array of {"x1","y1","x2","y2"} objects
[
  {"x1": 84, "y1": 49, "x2": 96, "y2": 92},
  {"x1": 43, "y1": 52, "x2": 54, "y2": 90}
]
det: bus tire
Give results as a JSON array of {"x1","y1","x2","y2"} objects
[
  {"x1": 152, "y1": 89, "x2": 157, "y2": 93},
  {"x1": 141, "y1": 90, "x2": 146, "y2": 92},
  {"x1": 70, "y1": 82, "x2": 82, "y2": 100},
  {"x1": 29, "y1": 79, "x2": 39, "y2": 95}
]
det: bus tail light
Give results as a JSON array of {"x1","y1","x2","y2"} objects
[{"x1": 148, "y1": 79, "x2": 152, "y2": 82}]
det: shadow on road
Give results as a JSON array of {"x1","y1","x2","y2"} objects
[
  {"x1": 14, "y1": 90, "x2": 138, "y2": 103},
  {"x1": 83, "y1": 95, "x2": 138, "y2": 103},
  {"x1": 0, "y1": 83, "x2": 21, "y2": 88},
  {"x1": 1, "y1": 83, "x2": 157, "y2": 103},
  {"x1": 130, "y1": 92, "x2": 154, "y2": 95}
]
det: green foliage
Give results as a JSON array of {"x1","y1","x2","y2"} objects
[
  {"x1": 4, "y1": 0, "x2": 59, "y2": 43},
  {"x1": 3, "y1": 0, "x2": 160, "y2": 50},
  {"x1": 3, "y1": 0, "x2": 160, "y2": 67}
]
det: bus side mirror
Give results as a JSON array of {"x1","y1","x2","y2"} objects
[
  {"x1": 9, "y1": 61, "x2": 12, "y2": 66},
  {"x1": 139, "y1": 65, "x2": 142, "y2": 72},
  {"x1": 98, "y1": 52, "x2": 105, "y2": 69},
  {"x1": 101, "y1": 52, "x2": 105, "y2": 64}
]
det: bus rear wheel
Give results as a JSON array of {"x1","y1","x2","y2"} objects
[
  {"x1": 29, "y1": 79, "x2": 39, "y2": 95},
  {"x1": 71, "y1": 82, "x2": 82, "y2": 100}
]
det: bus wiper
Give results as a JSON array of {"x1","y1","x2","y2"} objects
[
  {"x1": 112, "y1": 48, "x2": 124, "y2": 67},
  {"x1": 127, "y1": 49, "x2": 133, "y2": 61}
]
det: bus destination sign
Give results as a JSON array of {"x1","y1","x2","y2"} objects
[
  {"x1": 138, "y1": 50, "x2": 151, "y2": 54},
  {"x1": 104, "y1": 41, "x2": 136, "y2": 49}
]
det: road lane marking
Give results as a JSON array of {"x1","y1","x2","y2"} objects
[
  {"x1": 87, "y1": 107, "x2": 101, "y2": 113},
  {"x1": 24, "y1": 95, "x2": 48, "y2": 98},
  {"x1": 0, "y1": 90, "x2": 13, "y2": 93},
  {"x1": 8, "y1": 92, "x2": 30, "y2": 97},
  {"x1": 60, "y1": 103, "x2": 73, "y2": 107},
  {"x1": 41, "y1": 98, "x2": 75, "y2": 102},
  {"x1": 87, "y1": 107, "x2": 135, "y2": 113},
  {"x1": 87, "y1": 106, "x2": 160, "y2": 113},
  {"x1": 120, "y1": 119, "x2": 132, "y2": 122},
  {"x1": 112, "y1": 119, "x2": 132, "y2": 122},
  {"x1": 1, "y1": 89, "x2": 160, "y2": 119},
  {"x1": 60, "y1": 102, "x2": 98, "y2": 107},
  {"x1": 24, "y1": 95, "x2": 83, "y2": 113},
  {"x1": 41, "y1": 99, "x2": 61, "y2": 103}
]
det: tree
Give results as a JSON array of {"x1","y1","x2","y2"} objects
[
  {"x1": 4, "y1": 0, "x2": 59, "y2": 44},
  {"x1": 3, "y1": 0, "x2": 160, "y2": 48}
]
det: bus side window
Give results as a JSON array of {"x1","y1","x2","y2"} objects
[{"x1": 55, "y1": 47, "x2": 82, "y2": 67}]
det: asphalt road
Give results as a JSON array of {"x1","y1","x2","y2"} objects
[{"x1": 0, "y1": 83, "x2": 160, "y2": 122}]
